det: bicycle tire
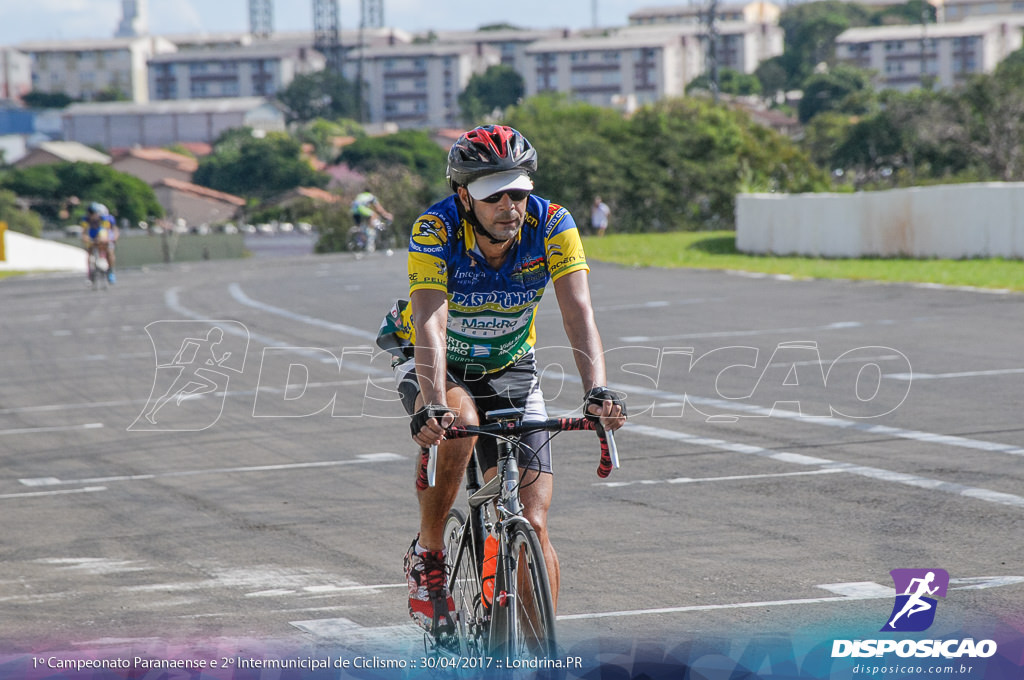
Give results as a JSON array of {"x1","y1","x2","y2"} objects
[
  {"x1": 491, "y1": 517, "x2": 557, "y2": 661},
  {"x1": 443, "y1": 508, "x2": 488, "y2": 657}
]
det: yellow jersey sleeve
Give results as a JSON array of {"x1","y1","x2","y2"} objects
[
  {"x1": 544, "y1": 204, "x2": 589, "y2": 282},
  {"x1": 408, "y1": 214, "x2": 449, "y2": 294}
]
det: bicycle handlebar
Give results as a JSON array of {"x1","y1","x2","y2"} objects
[{"x1": 422, "y1": 417, "x2": 619, "y2": 488}]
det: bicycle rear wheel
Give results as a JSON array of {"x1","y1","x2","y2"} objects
[
  {"x1": 443, "y1": 509, "x2": 488, "y2": 656},
  {"x1": 491, "y1": 517, "x2": 557, "y2": 660}
]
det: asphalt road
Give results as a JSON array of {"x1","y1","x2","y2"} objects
[{"x1": 1, "y1": 248, "x2": 1022, "y2": 663}]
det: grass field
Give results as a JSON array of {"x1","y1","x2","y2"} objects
[{"x1": 583, "y1": 231, "x2": 1024, "y2": 292}]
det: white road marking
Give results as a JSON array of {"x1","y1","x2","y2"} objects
[
  {"x1": 165, "y1": 287, "x2": 389, "y2": 376},
  {"x1": 173, "y1": 287, "x2": 1024, "y2": 490},
  {"x1": 0, "y1": 380, "x2": 367, "y2": 417},
  {"x1": 625, "y1": 423, "x2": 1024, "y2": 509},
  {"x1": 18, "y1": 453, "x2": 404, "y2": 488},
  {"x1": 557, "y1": 576, "x2": 1024, "y2": 621},
  {"x1": 770, "y1": 354, "x2": 903, "y2": 368},
  {"x1": 286, "y1": 576, "x2": 1023, "y2": 636},
  {"x1": 817, "y1": 582, "x2": 895, "y2": 598},
  {"x1": 621, "y1": 321, "x2": 865, "y2": 343},
  {"x1": 0, "y1": 486, "x2": 106, "y2": 500},
  {"x1": 229, "y1": 283, "x2": 378, "y2": 341},
  {"x1": 886, "y1": 367, "x2": 1024, "y2": 380},
  {"x1": 596, "y1": 469, "x2": 845, "y2": 487},
  {"x1": 605, "y1": 380, "x2": 1024, "y2": 459},
  {"x1": 0, "y1": 422, "x2": 103, "y2": 437},
  {"x1": 291, "y1": 617, "x2": 423, "y2": 646}
]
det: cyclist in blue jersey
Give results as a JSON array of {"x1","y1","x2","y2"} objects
[
  {"x1": 81, "y1": 202, "x2": 118, "y2": 283},
  {"x1": 376, "y1": 125, "x2": 626, "y2": 636}
]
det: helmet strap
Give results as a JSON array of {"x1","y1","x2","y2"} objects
[{"x1": 459, "y1": 193, "x2": 512, "y2": 245}]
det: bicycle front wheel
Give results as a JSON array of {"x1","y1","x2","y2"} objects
[
  {"x1": 443, "y1": 509, "x2": 488, "y2": 657},
  {"x1": 492, "y1": 518, "x2": 557, "y2": 660}
]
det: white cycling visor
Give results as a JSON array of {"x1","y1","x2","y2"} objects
[{"x1": 466, "y1": 170, "x2": 534, "y2": 200}]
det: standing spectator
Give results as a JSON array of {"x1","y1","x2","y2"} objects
[{"x1": 590, "y1": 196, "x2": 610, "y2": 237}]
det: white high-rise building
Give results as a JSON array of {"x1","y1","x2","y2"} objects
[{"x1": 116, "y1": 0, "x2": 149, "y2": 38}]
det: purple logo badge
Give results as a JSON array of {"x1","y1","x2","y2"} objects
[{"x1": 882, "y1": 568, "x2": 949, "y2": 632}]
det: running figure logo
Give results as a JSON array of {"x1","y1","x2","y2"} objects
[
  {"x1": 130, "y1": 321, "x2": 249, "y2": 432},
  {"x1": 882, "y1": 568, "x2": 950, "y2": 632}
]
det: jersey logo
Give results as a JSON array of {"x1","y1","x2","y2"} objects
[{"x1": 411, "y1": 215, "x2": 447, "y2": 247}]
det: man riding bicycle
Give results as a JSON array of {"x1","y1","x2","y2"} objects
[
  {"x1": 376, "y1": 125, "x2": 626, "y2": 636},
  {"x1": 81, "y1": 202, "x2": 118, "y2": 284},
  {"x1": 351, "y1": 189, "x2": 394, "y2": 250}
]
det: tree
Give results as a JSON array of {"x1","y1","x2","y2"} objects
[
  {"x1": 22, "y1": 91, "x2": 75, "y2": 109},
  {"x1": 777, "y1": 1, "x2": 873, "y2": 87},
  {"x1": 505, "y1": 94, "x2": 634, "y2": 228},
  {"x1": 505, "y1": 94, "x2": 829, "y2": 232},
  {"x1": 295, "y1": 118, "x2": 364, "y2": 161},
  {"x1": 0, "y1": 189, "x2": 43, "y2": 237},
  {"x1": 314, "y1": 165, "x2": 432, "y2": 253},
  {"x1": 337, "y1": 129, "x2": 448, "y2": 193},
  {"x1": 193, "y1": 130, "x2": 329, "y2": 199},
  {"x1": 755, "y1": 58, "x2": 789, "y2": 101},
  {"x1": 0, "y1": 163, "x2": 162, "y2": 225},
  {"x1": 872, "y1": 0, "x2": 936, "y2": 25},
  {"x1": 797, "y1": 63, "x2": 875, "y2": 123},
  {"x1": 687, "y1": 68, "x2": 762, "y2": 96},
  {"x1": 458, "y1": 65, "x2": 525, "y2": 125},
  {"x1": 277, "y1": 70, "x2": 360, "y2": 123},
  {"x1": 952, "y1": 64, "x2": 1024, "y2": 180},
  {"x1": 828, "y1": 89, "x2": 977, "y2": 187}
]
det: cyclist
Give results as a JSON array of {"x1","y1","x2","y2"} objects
[
  {"x1": 81, "y1": 202, "x2": 118, "y2": 283},
  {"x1": 350, "y1": 189, "x2": 393, "y2": 250},
  {"x1": 376, "y1": 125, "x2": 626, "y2": 636}
]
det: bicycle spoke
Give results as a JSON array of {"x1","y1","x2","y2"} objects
[
  {"x1": 443, "y1": 509, "x2": 488, "y2": 658},
  {"x1": 497, "y1": 520, "x2": 557, "y2": 661}
]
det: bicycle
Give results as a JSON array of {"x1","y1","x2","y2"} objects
[
  {"x1": 87, "y1": 244, "x2": 110, "y2": 290},
  {"x1": 347, "y1": 216, "x2": 395, "y2": 255},
  {"x1": 423, "y1": 407, "x2": 620, "y2": 662}
]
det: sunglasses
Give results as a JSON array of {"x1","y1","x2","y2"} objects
[{"x1": 478, "y1": 189, "x2": 531, "y2": 203}]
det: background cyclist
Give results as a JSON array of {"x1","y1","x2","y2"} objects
[
  {"x1": 379, "y1": 125, "x2": 626, "y2": 636},
  {"x1": 81, "y1": 202, "x2": 118, "y2": 283},
  {"x1": 350, "y1": 188, "x2": 393, "y2": 250}
]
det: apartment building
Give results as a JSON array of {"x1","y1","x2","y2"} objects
[
  {"x1": 524, "y1": 32, "x2": 702, "y2": 109},
  {"x1": 62, "y1": 97, "x2": 287, "y2": 148},
  {"x1": 935, "y1": 0, "x2": 1024, "y2": 21},
  {"x1": 343, "y1": 43, "x2": 500, "y2": 128},
  {"x1": 619, "y1": 21, "x2": 784, "y2": 75},
  {"x1": 427, "y1": 29, "x2": 569, "y2": 74},
  {"x1": 836, "y1": 18, "x2": 1024, "y2": 91},
  {"x1": 629, "y1": 2, "x2": 782, "y2": 26},
  {"x1": 18, "y1": 36, "x2": 177, "y2": 103},
  {"x1": 1, "y1": 48, "x2": 32, "y2": 102},
  {"x1": 148, "y1": 45, "x2": 326, "y2": 101}
]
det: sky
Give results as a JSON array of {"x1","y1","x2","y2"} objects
[{"x1": 0, "y1": 0, "x2": 657, "y2": 46}]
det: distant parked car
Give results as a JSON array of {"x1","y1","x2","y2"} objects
[{"x1": 65, "y1": 224, "x2": 83, "y2": 239}]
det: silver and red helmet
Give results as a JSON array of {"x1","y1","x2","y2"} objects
[{"x1": 446, "y1": 125, "x2": 537, "y2": 191}]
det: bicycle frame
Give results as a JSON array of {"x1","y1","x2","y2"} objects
[{"x1": 433, "y1": 409, "x2": 619, "y2": 660}]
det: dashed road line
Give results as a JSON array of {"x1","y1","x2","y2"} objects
[{"x1": 18, "y1": 452, "x2": 404, "y2": 488}]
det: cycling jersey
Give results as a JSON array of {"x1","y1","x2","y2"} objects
[
  {"x1": 351, "y1": 192, "x2": 378, "y2": 217},
  {"x1": 82, "y1": 215, "x2": 116, "y2": 242},
  {"x1": 379, "y1": 193, "x2": 588, "y2": 374}
]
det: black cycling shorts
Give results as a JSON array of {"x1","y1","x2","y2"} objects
[{"x1": 394, "y1": 353, "x2": 552, "y2": 474}]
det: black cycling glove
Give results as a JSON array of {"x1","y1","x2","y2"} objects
[
  {"x1": 410, "y1": 404, "x2": 453, "y2": 438},
  {"x1": 583, "y1": 386, "x2": 627, "y2": 423}
]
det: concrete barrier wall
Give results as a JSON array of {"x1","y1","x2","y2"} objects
[
  {"x1": 52, "y1": 232, "x2": 246, "y2": 268},
  {"x1": 0, "y1": 230, "x2": 87, "y2": 272},
  {"x1": 736, "y1": 183, "x2": 1024, "y2": 258}
]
